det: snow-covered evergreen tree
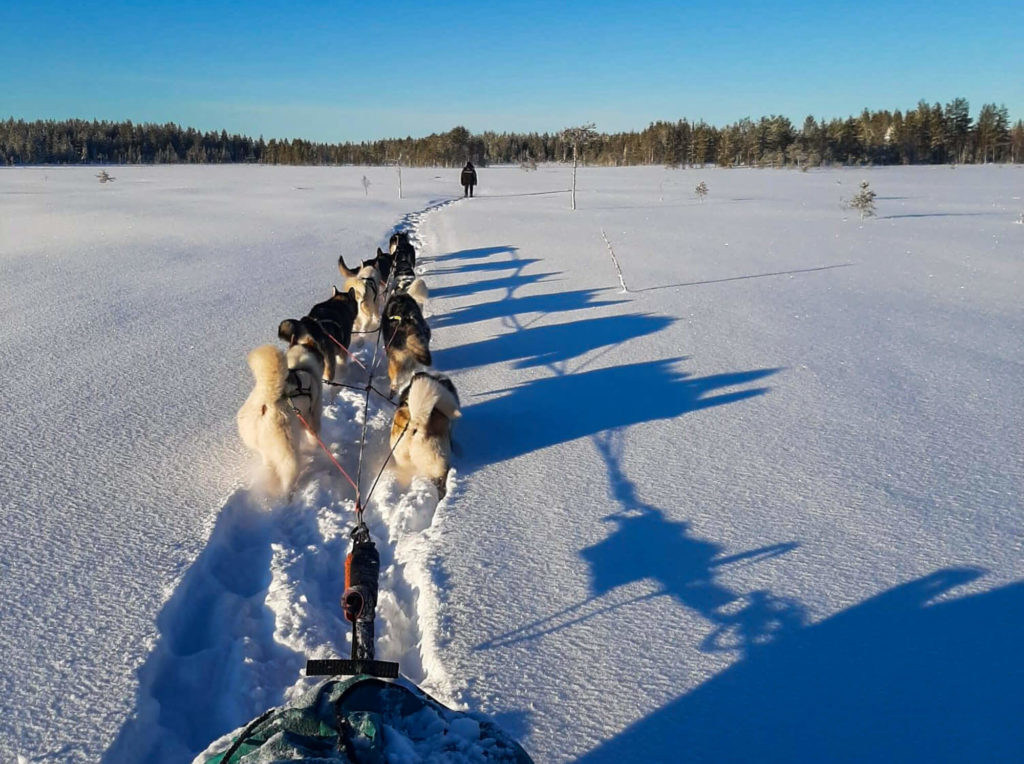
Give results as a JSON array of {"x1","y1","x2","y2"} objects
[{"x1": 849, "y1": 180, "x2": 877, "y2": 219}]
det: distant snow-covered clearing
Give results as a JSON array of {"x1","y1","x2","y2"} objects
[{"x1": 1, "y1": 164, "x2": 1020, "y2": 763}]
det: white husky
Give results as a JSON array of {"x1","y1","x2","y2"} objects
[
  {"x1": 389, "y1": 372, "x2": 460, "y2": 497},
  {"x1": 237, "y1": 343, "x2": 324, "y2": 496}
]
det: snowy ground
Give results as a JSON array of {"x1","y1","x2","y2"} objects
[{"x1": 1, "y1": 164, "x2": 1022, "y2": 763}]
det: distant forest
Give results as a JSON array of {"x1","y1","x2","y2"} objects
[{"x1": 2, "y1": 99, "x2": 1021, "y2": 168}]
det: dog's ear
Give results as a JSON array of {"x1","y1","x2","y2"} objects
[
  {"x1": 377, "y1": 247, "x2": 386, "y2": 256},
  {"x1": 348, "y1": 287, "x2": 357, "y2": 301},
  {"x1": 332, "y1": 285, "x2": 340, "y2": 297}
]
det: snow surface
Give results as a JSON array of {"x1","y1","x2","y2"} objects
[{"x1": 1, "y1": 164, "x2": 1022, "y2": 763}]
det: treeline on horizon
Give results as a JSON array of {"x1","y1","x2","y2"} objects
[{"x1": 2, "y1": 99, "x2": 1021, "y2": 168}]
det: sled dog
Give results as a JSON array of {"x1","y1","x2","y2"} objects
[
  {"x1": 306, "y1": 287, "x2": 359, "y2": 377},
  {"x1": 381, "y1": 291, "x2": 431, "y2": 394},
  {"x1": 390, "y1": 371, "x2": 460, "y2": 496},
  {"x1": 338, "y1": 256, "x2": 382, "y2": 332},
  {"x1": 401, "y1": 277, "x2": 429, "y2": 305},
  {"x1": 237, "y1": 343, "x2": 324, "y2": 496},
  {"x1": 359, "y1": 248, "x2": 393, "y2": 285},
  {"x1": 278, "y1": 315, "x2": 338, "y2": 383},
  {"x1": 390, "y1": 236, "x2": 417, "y2": 292},
  {"x1": 388, "y1": 231, "x2": 412, "y2": 257}
]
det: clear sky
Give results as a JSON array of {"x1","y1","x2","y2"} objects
[{"x1": 2, "y1": 0, "x2": 1021, "y2": 142}]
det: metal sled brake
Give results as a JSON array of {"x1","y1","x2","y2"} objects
[{"x1": 201, "y1": 520, "x2": 534, "y2": 763}]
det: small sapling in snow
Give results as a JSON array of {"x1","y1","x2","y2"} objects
[
  {"x1": 695, "y1": 180, "x2": 708, "y2": 204},
  {"x1": 848, "y1": 180, "x2": 877, "y2": 219}
]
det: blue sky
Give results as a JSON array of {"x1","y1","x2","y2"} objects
[{"x1": 2, "y1": 0, "x2": 1021, "y2": 142}]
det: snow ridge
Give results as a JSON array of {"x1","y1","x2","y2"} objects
[{"x1": 104, "y1": 200, "x2": 459, "y2": 764}]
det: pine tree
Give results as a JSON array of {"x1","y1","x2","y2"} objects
[
  {"x1": 848, "y1": 180, "x2": 876, "y2": 219},
  {"x1": 560, "y1": 123, "x2": 597, "y2": 210}
]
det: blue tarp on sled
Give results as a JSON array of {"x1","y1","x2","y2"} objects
[{"x1": 200, "y1": 674, "x2": 533, "y2": 763}]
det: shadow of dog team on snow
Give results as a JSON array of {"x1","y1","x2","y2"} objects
[{"x1": 237, "y1": 230, "x2": 460, "y2": 499}]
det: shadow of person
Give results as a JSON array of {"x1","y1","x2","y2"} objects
[
  {"x1": 578, "y1": 567, "x2": 1024, "y2": 764},
  {"x1": 474, "y1": 428, "x2": 802, "y2": 654},
  {"x1": 581, "y1": 507, "x2": 803, "y2": 653}
]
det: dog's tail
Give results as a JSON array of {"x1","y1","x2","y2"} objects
[
  {"x1": 407, "y1": 374, "x2": 461, "y2": 428},
  {"x1": 338, "y1": 254, "x2": 358, "y2": 279},
  {"x1": 406, "y1": 277, "x2": 429, "y2": 306},
  {"x1": 247, "y1": 344, "x2": 289, "y2": 399},
  {"x1": 406, "y1": 331, "x2": 432, "y2": 367}
]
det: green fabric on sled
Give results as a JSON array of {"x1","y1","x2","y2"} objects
[{"x1": 199, "y1": 675, "x2": 533, "y2": 763}]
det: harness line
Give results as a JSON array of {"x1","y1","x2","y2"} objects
[
  {"x1": 324, "y1": 330, "x2": 368, "y2": 371},
  {"x1": 294, "y1": 249, "x2": 411, "y2": 521},
  {"x1": 290, "y1": 405, "x2": 359, "y2": 494},
  {"x1": 352, "y1": 262, "x2": 399, "y2": 519}
]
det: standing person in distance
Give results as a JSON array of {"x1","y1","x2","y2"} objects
[{"x1": 461, "y1": 161, "x2": 477, "y2": 198}]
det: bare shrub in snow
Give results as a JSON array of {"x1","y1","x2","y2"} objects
[
  {"x1": 695, "y1": 180, "x2": 708, "y2": 203},
  {"x1": 361, "y1": 175, "x2": 371, "y2": 196}
]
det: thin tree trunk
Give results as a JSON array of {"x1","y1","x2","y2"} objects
[{"x1": 571, "y1": 145, "x2": 578, "y2": 211}]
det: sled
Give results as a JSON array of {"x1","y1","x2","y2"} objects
[
  {"x1": 202, "y1": 673, "x2": 532, "y2": 763},
  {"x1": 200, "y1": 520, "x2": 534, "y2": 763}
]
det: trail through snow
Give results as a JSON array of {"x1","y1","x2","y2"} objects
[{"x1": 105, "y1": 200, "x2": 464, "y2": 763}]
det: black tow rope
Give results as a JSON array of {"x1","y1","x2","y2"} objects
[
  {"x1": 305, "y1": 521, "x2": 400, "y2": 679},
  {"x1": 305, "y1": 246, "x2": 407, "y2": 681}
]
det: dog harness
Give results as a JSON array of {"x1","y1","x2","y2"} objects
[
  {"x1": 361, "y1": 277, "x2": 379, "y2": 304},
  {"x1": 284, "y1": 368, "x2": 315, "y2": 402}
]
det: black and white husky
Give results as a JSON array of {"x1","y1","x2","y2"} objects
[
  {"x1": 278, "y1": 315, "x2": 337, "y2": 383},
  {"x1": 389, "y1": 233, "x2": 418, "y2": 292},
  {"x1": 381, "y1": 290, "x2": 432, "y2": 395},
  {"x1": 390, "y1": 371, "x2": 460, "y2": 497},
  {"x1": 237, "y1": 343, "x2": 324, "y2": 496}
]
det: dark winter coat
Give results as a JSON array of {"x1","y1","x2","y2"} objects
[{"x1": 460, "y1": 163, "x2": 477, "y2": 187}]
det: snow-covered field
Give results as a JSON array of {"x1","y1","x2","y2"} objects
[{"x1": 1, "y1": 163, "x2": 1021, "y2": 763}]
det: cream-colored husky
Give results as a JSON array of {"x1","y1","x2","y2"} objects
[
  {"x1": 389, "y1": 372, "x2": 460, "y2": 497},
  {"x1": 237, "y1": 343, "x2": 323, "y2": 496},
  {"x1": 338, "y1": 256, "x2": 381, "y2": 332}
]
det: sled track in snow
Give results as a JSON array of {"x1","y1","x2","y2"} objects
[{"x1": 104, "y1": 198, "x2": 462, "y2": 764}]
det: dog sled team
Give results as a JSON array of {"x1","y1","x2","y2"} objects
[{"x1": 236, "y1": 231, "x2": 460, "y2": 499}]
